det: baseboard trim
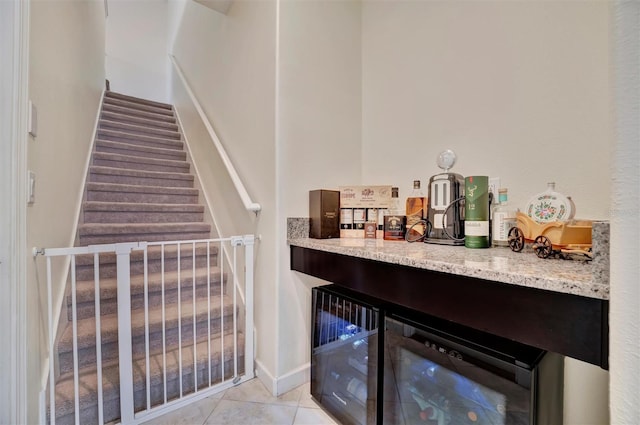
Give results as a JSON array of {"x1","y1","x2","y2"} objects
[
  {"x1": 275, "y1": 363, "x2": 310, "y2": 396},
  {"x1": 254, "y1": 360, "x2": 310, "y2": 397},
  {"x1": 254, "y1": 359, "x2": 276, "y2": 396}
]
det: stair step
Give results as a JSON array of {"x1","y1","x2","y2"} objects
[
  {"x1": 83, "y1": 201, "x2": 204, "y2": 224},
  {"x1": 67, "y1": 266, "x2": 225, "y2": 320},
  {"x1": 100, "y1": 119, "x2": 182, "y2": 140},
  {"x1": 103, "y1": 97, "x2": 174, "y2": 117},
  {"x1": 102, "y1": 103, "x2": 176, "y2": 124},
  {"x1": 93, "y1": 151, "x2": 190, "y2": 174},
  {"x1": 49, "y1": 92, "x2": 242, "y2": 425},
  {"x1": 95, "y1": 139, "x2": 186, "y2": 161},
  {"x1": 52, "y1": 333, "x2": 244, "y2": 424},
  {"x1": 100, "y1": 110, "x2": 179, "y2": 131},
  {"x1": 74, "y1": 244, "x2": 219, "y2": 281},
  {"x1": 105, "y1": 91, "x2": 173, "y2": 110},
  {"x1": 97, "y1": 129, "x2": 184, "y2": 151},
  {"x1": 58, "y1": 294, "x2": 236, "y2": 373},
  {"x1": 86, "y1": 182, "x2": 199, "y2": 205},
  {"x1": 89, "y1": 166, "x2": 194, "y2": 188},
  {"x1": 78, "y1": 222, "x2": 211, "y2": 245}
]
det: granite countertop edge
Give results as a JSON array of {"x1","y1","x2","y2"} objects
[{"x1": 288, "y1": 237, "x2": 609, "y2": 301}]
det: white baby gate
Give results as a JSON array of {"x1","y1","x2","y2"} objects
[{"x1": 37, "y1": 236, "x2": 255, "y2": 425}]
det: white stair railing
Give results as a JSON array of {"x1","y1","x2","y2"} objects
[
  {"x1": 37, "y1": 236, "x2": 255, "y2": 425},
  {"x1": 169, "y1": 55, "x2": 261, "y2": 215}
]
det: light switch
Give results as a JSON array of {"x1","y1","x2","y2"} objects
[
  {"x1": 28, "y1": 100, "x2": 37, "y2": 137},
  {"x1": 28, "y1": 171, "x2": 35, "y2": 204}
]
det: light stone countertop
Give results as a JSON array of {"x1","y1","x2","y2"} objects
[{"x1": 288, "y1": 237, "x2": 609, "y2": 300}]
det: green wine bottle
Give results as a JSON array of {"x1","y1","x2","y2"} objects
[{"x1": 464, "y1": 176, "x2": 490, "y2": 248}]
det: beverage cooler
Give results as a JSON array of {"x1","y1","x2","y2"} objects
[
  {"x1": 311, "y1": 285, "x2": 563, "y2": 425},
  {"x1": 311, "y1": 285, "x2": 382, "y2": 425}
]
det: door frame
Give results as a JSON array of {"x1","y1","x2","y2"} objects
[{"x1": 0, "y1": 0, "x2": 29, "y2": 423}]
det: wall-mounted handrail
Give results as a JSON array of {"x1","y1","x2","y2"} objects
[{"x1": 169, "y1": 55, "x2": 261, "y2": 215}]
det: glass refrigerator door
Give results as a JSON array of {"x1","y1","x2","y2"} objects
[
  {"x1": 311, "y1": 286, "x2": 380, "y2": 425},
  {"x1": 384, "y1": 317, "x2": 535, "y2": 425}
]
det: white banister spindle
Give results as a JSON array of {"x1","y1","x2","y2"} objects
[
  {"x1": 207, "y1": 241, "x2": 212, "y2": 386},
  {"x1": 219, "y1": 241, "x2": 225, "y2": 381},
  {"x1": 242, "y1": 235, "x2": 255, "y2": 379},
  {"x1": 46, "y1": 256, "x2": 56, "y2": 425},
  {"x1": 115, "y1": 243, "x2": 136, "y2": 423},
  {"x1": 177, "y1": 242, "x2": 183, "y2": 397},
  {"x1": 161, "y1": 244, "x2": 167, "y2": 403},
  {"x1": 70, "y1": 255, "x2": 80, "y2": 425},
  {"x1": 192, "y1": 242, "x2": 197, "y2": 391},
  {"x1": 232, "y1": 243, "x2": 238, "y2": 378},
  {"x1": 143, "y1": 247, "x2": 151, "y2": 410},
  {"x1": 93, "y1": 252, "x2": 104, "y2": 425}
]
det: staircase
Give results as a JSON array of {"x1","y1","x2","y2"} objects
[{"x1": 50, "y1": 91, "x2": 244, "y2": 424}]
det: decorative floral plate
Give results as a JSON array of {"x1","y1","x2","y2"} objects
[{"x1": 525, "y1": 183, "x2": 575, "y2": 223}]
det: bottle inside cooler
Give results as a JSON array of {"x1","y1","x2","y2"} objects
[{"x1": 311, "y1": 285, "x2": 380, "y2": 425}]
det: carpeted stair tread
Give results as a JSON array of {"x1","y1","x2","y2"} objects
[
  {"x1": 89, "y1": 165, "x2": 194, "y2": 188},
  {"x1": 97, "y1": 128, "x2": 184, "y2": 150},
  {"x1": 95, "y1": 139, "x2": 186, "y2": 161},
  {"x1": 58, "y1": 293, "x2": 235, "y2": 354},
  {"x1": 100, "y1": 110, "x2": 179, "y2": 131},
  {"x1": 78, "y1": 222, "x2": 211, "y2": 242},
  {"x1": 102, "y1": 103, "x2": 177, "y2": 123},
  {"x1": 105, "y1": 91, "x2": 173, "y2": 110},
  {"x1": 74, "y1": 244, "x2": 220, "y2": 280},
  {"x1": 86, "y1": 182, "x2": 200, "y2": 205},
  {"x1": 83, "y1": 201, "x2": 203, "y2": 214},
  {"x1": 78, "y1": 222, "x2": 210, "y2": 234},
  {"x1": 85, "y1": 182, "x2": 198, "y2": 196},
  {"x1": 100, "y1": 119, "x2": 182, "y2": 140},
  {"x1": 93, "y1": 151, "x2": 190, "y2": 175},
  {"x1": 83, "y1": 209, "x2": 204, "y2": 224},
  {"x1": 69, "y1": 265, "x2": 224, "y2": 306},
  {"x1": 78, "y1": 224, "x2": 211, "y2": 245},
  {"x1": 74, "y1": 243, "x2": 218, "y2": 266},
  {"x1": 52, "y1": 333, "x2": 244, "y2": 423},
  {"x1": 103, "y1": 97, "x2": 175, "y2": 117}
]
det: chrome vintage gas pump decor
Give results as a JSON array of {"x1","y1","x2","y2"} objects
[{"x1": 424, "y1": 150, "x2": 466, "y2": 245}]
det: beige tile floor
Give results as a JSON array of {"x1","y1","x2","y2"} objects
[{"x1": 144, "y1": 378, "x2": 338, "y2": 425}]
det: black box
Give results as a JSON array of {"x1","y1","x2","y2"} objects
[{"x1": 309, "y1": 190, "x2": 340, "y2": 239}]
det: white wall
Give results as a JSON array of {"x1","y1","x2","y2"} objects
[
  {"x1": 277, "y1": 0, "x2": 362, "y2": 391},
  {"x1": 610, "y1": 2, "x2": 640, "y2": 423},
  {"x1": 360, "y1": 1, "x2": 612, "y2": 423},
  {"x1": 106, "y1": 0, "x2": 170, "y2": 103},
  {"x1": 361, "y1": 0, "x2": 612, "y2": 219},
  {"x1": 27, "y1": 1, "x2": 106, "y2": 423},
  {"x1": 170, "y1": 0, "x2": 279, "y2": 386}
]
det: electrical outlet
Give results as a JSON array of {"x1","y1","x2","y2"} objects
[
  {"x1": 28, "y1": 170, "x2": 35, "y2": 204},
  {"x1": 28, "y1": 100, "x2": 37, "y2": 137},
  {"x1": 489, "y1": 177, "x2": 501, "y2": 197}
]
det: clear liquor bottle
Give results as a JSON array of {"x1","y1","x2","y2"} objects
[{"x1": 491, "y1": 188, "x2": 517, "y2": 247}]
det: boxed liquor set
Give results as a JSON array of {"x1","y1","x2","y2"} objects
[
  {"x1": 338, "y1": 186, "x2": 392, "y2": 239},
  {"x1": 309, "y1": 186, "x2": 395, "y2": 239}
]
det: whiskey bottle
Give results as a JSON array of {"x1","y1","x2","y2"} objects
[
  {"x1": 406, "y1": 180, "x2": 426, "y2": 241},
  {"x1": 464, "y1": 176, "x2": 490, "y2": 248},
  {"x1": 383, "y1": 187, "x2": 406, "y2": 241}
]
